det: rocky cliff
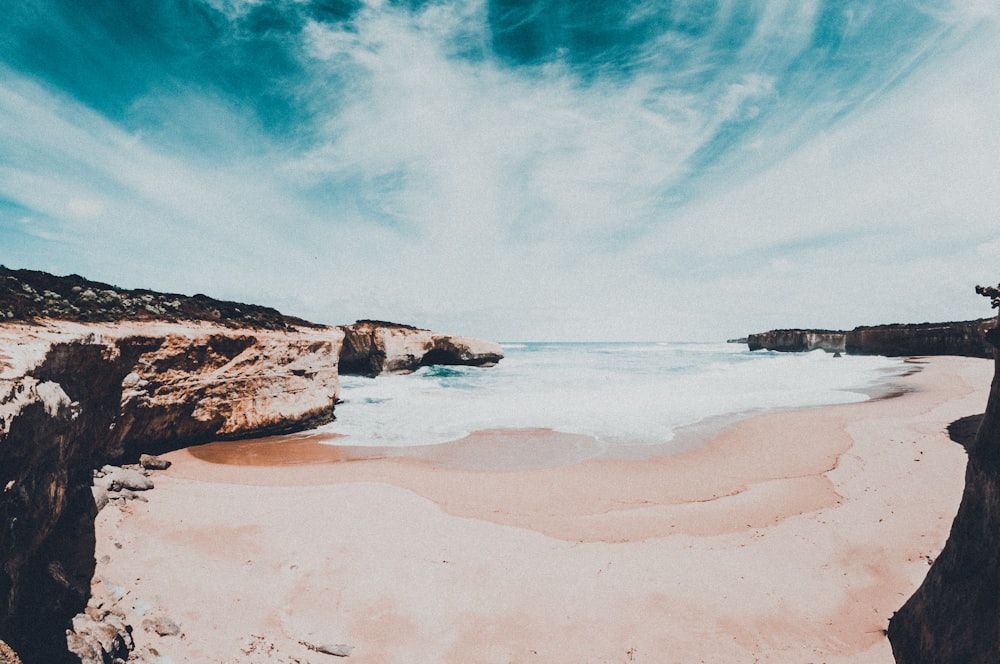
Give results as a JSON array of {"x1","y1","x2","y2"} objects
[
  {"x1": 746, "y1": 329, "x2": 846, "y2": 353},
  {"x1": 747, "y1": 319, "x2": 994, "y2": 358},
  {"x1": 0, "y1": 267, "x2": 503, "y2": 663},
  {"x1": 0, "y1": 321, "x2": 343, "y2": 663},
  {"x1": 340, "y1": 320, "x2": 504, "y2": 376},
  {"x1": 887, "y1": 289, "x2": 1000, "y2": 662}
]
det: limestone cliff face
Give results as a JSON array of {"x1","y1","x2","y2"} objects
[
  {"x1": 0, "y1": 321, "x2": 342, "y2": 663},
  {"x1": 746, "y1": 329, "x2": 846, "y2": 353},
  {"x1": 747, "y1": 319, "x2": 993, "y2": 357},
  {"x1": 845, "y1": 320, "x2": 994, "y2": 358},
  {"x1": 0, "y1": 316, "x2": 502, "y2": 662},
  {"x1": 887, "y1": 320, "x2": 1000, "y2": 662},
  {"x1": 0, "y1": 268, "x2": 504, "y2": 663},
  {"x1": 339, "y1": 320, "x2": 504, "y2": 376},
  {"x1": 108, "y1": 328, "x2": 342, "y2": 455}
]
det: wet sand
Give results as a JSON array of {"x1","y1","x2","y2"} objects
[{"x1": 91, "y1": 356, "x2": 992, "y2": 663}]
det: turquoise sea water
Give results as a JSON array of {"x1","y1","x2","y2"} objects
[{"x1": 318, "y1": 342, "x2": 907, "y2": 451}]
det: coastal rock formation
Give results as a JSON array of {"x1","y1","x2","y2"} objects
[
  {"x1": 747, "y1": 319, "x2": 993, "y2": 358},
  {"x1": 746, "y1": 329, "x2": 846, "y2": 353},
  {"x1": 339, "y1": 320, "x2": 504, "y2": 376},
  {"x1": 845, "y1": 319, "x2": 994, "y2": 357},
  {"x1": 0, "y1": 267, "x2": 503, "y2": 663},
  {"x1": 0, "y1": 321, "x2": 342, "y2": 663},
  {"x1": 887, "y1": 288, "x2": 1000, "y2": 662}
]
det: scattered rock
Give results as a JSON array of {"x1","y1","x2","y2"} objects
[
  {"x1": 99, "y1": 466, "x2": 154, "y2": 492},
  {"x1": 109, "y1": 489, "x2": 148, "y2": 503},
  {"x1": 65, "y1": 632, "x2": 102, "y2": 664},
  {"x1": 139, "y1": 454, "x2": 171, "y2": 470},
  {"x1": 68, "y1": 610, "x2": 134, "y2": 664},
  {"x1": 141, "y1": 616, "x2": 182, "y2": 637},
  {"x1": 240, "y1": 634, "x2": 307, "y2": 663},
  {"x1": 301, "y1": 640, "x2": 354, "y2": 657},
  {"x1": 92, "y1": 483, "x2": 110, "y2": 512},
  {"x1": 0, "y1": 640, "x2": 23, "y2": 664}
]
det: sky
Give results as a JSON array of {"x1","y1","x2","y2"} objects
[{"x1": 1, "y1": 0, "x2": 998, "y2": 341}]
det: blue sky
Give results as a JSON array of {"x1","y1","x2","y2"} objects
[{"x1": 1, "y1": 0, "x2": 998, "y2": 341}]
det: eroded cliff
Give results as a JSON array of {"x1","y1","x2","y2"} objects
[
  {"x1": 0, "y1": 267, "x2": 504, "y2": 663},
  {"x1": 0, "y1": 321, "x2": 343, "y2": 662},
  {"x1": 887, "y1": 291, "x2": 1000, "y2": 662},
  {"x1": 747, "y1": 319, "x2": 994, "y2": 358},
  {"x1": 746, "y1": 329, "x2": 846, "y2": 353}
]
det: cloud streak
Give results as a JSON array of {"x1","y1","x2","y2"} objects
[{"x1": 1, "y1": 0, "x2": 997, "y2": 339}]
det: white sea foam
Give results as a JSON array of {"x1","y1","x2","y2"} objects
[{"x1": 318, "y1": 342, "x2": 908, "y2": 449}]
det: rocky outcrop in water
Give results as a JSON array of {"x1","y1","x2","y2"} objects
[
  {"x1": 0, "y1": 267, "x2": 503, "y2": 663},
  {"x1": 339, "y1": 319, "x2": 504, "y2": 376},
  {"x1": 747, "y1": 319, "x2": 993, "y2": 358},
  {"x1": 887, "y1": 288, "x2": 1000, "y2": 662}
]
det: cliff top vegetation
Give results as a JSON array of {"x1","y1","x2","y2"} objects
[{"x1": 0, "y1": 266, "x2": 322, "y2": 331}]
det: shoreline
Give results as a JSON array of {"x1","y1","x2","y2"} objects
[
  {"x1": 181, "y1": 353, "x2": 923, "y2": 474},
  {"x1": 89, "y1": 355, "x2": 992, "y2": 663}
]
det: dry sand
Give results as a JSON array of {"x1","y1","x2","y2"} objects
[{"x1": 91, "y1": 356, "x2": 992, "y2": 663}]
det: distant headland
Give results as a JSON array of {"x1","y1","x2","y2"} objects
[{"x1": 746, "y1": 319, "x2": 994, "y2": 358}]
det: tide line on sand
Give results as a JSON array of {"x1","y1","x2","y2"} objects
[{"x1": 91, "y1": 356, "x2": 990, "y2": 663}]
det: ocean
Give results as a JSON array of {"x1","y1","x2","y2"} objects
[{"x1": 317, "y1": 342, "x2": 909, "y2": 453}]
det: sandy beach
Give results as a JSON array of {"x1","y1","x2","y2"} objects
[{"x1": 89, "y1": 356, "x2": 992, "y2": 663}]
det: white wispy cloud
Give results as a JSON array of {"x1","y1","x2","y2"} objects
[{"x1": 1, "y1": 1, "x2": 997, "y2": 340}]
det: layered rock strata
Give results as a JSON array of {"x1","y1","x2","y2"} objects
[
  {"x1": 0, "y1": 321, "x2": 342, "y2": 663},
  {"x1": 888, "y1": 292, "x2": 1000, "y2": 662},
  {"x1": 0, "y1": 268, "x2": 503, "y2": 662},
  {"x1": 747, "y1": 319, "x2": 994, "y2": 358},
  {"x1": 339, "y1": 320, "x2": 504, "y2": 376}
]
